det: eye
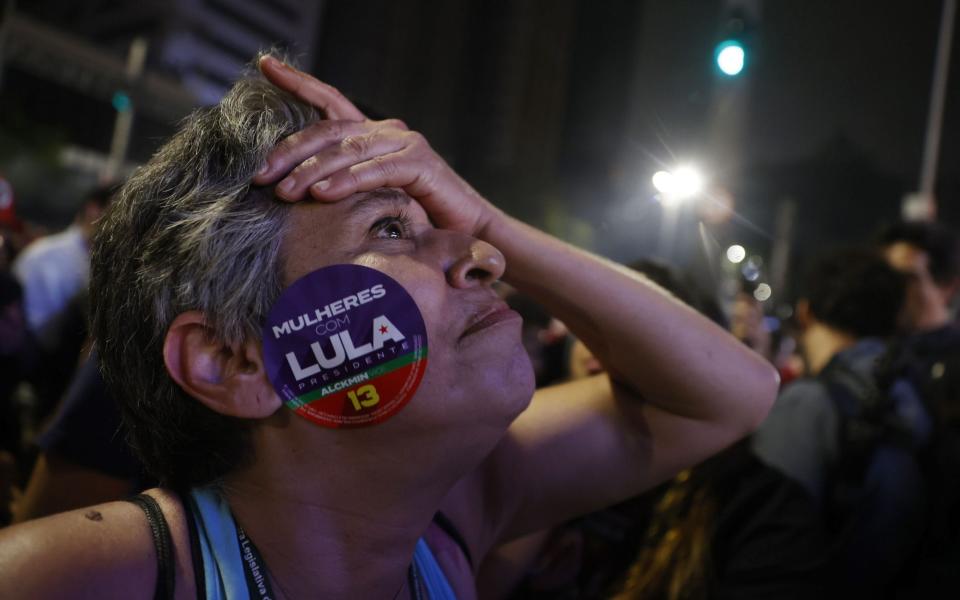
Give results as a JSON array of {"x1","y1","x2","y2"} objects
[{"x1": 370, "y1": 214, "x2": 411, "y2": 240}]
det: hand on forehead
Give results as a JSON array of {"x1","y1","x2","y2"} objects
[
  {"x1": 254, "y1": 55, "x2": 496, "y2": 237},
  {"x1": 259, "y1": 55, "x2": 366, "y2": 122},
  {"x1": 255, "y1": 55, "x2": 401, "y2": 202}
]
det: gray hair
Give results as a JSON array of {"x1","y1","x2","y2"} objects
[{"x1": 90, "y1": 62, "x2": 320, "y2": 488}]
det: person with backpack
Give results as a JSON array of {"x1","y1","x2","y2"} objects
[
  {"x1": 752, "y1": 248, "x2": 930, "y2": 595},
  {"x1": 878, "y1": 221, "x2": 960, "y2": 594}
]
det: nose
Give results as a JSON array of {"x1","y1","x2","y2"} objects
[{"x1": 425, "y1": 230, "x2": 506, "y2": 288}]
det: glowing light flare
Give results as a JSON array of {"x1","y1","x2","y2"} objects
[
  {"x1": 673, "y1": 167, "x2": 703, "y2": 198},
  {"x1": 742, "y1": 256, "x2": 762, "y2": 282},
  {"x1": 716, "y1": 40, "x2": 746, "y2": 76},
  {"x1": 652, "y1": 171, "x2": 675, "y2": 195},
  {"x1": 726, "y1": 244, "x2": 746, "y2": 264},
  {"x1": 652, "y1": 166, "x2": 705, "y2": 203},
  {"x1": 754, "y1": 283, "x2": 772, "y2": 302}
]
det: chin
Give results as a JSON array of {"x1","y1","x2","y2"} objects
[{"x1": 488, "y1": 342, "x2": 537, "y2": 424}]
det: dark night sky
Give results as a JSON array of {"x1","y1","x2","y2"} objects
[
  {"x1": 611, "y1": 0, "x2": 957, "y2": 190},
  {"x1": 3, "y1": 0, "x2": 957, "y2": 282},
  {"x1": 288, "y1": 0, "x2": 960, "y2": 296},
  {"x1": 616, "y1": 0, "x2": 960, "y2": 290},
  {"x1": 745, "y1": 1, "x2": 956, "y2": 181},
  {"x1": 543, "y1": 0, "x2": 960, "y2": 275}
]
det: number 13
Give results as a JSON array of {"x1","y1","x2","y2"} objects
[{"x1": 347, "y1": 385, "x2": 380, "y2": 411}]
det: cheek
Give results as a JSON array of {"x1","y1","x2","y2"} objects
[{"x1": 352, "y1": 255, "x2": 449, "y2": 324}]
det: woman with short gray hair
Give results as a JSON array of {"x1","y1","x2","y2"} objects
[{"x1": 0, "y1": 55, "x2": 777, "y2": 599}]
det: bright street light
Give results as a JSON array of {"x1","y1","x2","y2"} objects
[
  {"x1": 652, "y1": 166, "x2": 704, "y2": 203},
  {"x1": 673, "y1": 167, "x2": 703, "y2": 197},
  {"x1": 726, "y1": 244, "x2": 746, "y2": 264},
  {"x1": 652, "y1": 171, "x2": 675, "y2": 195}
]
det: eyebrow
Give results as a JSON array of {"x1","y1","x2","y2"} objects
[{"x1": 346, "y1": 188, "x2": 412, "y2": 220}]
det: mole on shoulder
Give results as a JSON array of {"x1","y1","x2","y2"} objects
[{"x1": 84, "y1": 510, "x2": 104, "y2": 522}]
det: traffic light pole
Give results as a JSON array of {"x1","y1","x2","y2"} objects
[
  {"x1": 103, "y1": 36, "x2": 147, "y2": 182},
  {"x1": 913, "y1": 0, "x2": 956, "y2": 218},
  {"x1": 707, "y1": 0, "x2": 759, "y2": 175}
]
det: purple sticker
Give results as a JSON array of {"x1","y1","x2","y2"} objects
[{"x1": 262, "y1": 264, "x2": 428, "y2": 428}]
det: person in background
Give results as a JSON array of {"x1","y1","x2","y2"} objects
[
  {"x1": 877, "y1": 221, "x2": 960, "y2": 418},
  {"x1": 752, "y1": 247, "x2": 928, "y2": 596},
  {"x1": 877, "y1": 221, "x2": 960, "y2": 594},
  {"x1": 730, "y1": 287, "x2": 773, "y2": 361},
  {"x1": 12, "y1": 352, "x2": 143, "y2": 523},
  {"x1": 12, "y1": 184, "x2": 113, "y2": 332},
  {"x1": 878, "y1": 221, "x2": 959, "y2": 335},
  {"x1": 483, "y1": 259, "x2": 824, "y2": 600},
  {"x1": 12, "y1": 186, "x2": 118, "y2": 434},
  {"x1": 0, "y1": 182, "x2": 29, "y2": 525},
  {"x1": 0, "y1": 261, "x2": 25, "y2": 527}
]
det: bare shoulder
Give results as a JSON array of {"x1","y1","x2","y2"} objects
[{"x1": 0, "y1": 488, "x2": 196, "y2": 599}]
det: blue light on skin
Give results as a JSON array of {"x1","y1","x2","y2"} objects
[{"x1": 715, "y1": 40, "x2": 746, "y2": 76}]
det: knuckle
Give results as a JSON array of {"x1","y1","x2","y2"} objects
[
  {"x1": 307, "y1": 120, "x2": 329, "y2": 134},
  {"x1": 329, "y1": 120, "x2": 351, "y2": 138},
  {"x1": 312, "y1": 119, "x2": 343, "y2": 141},
  {"x1": 331, "y1": 89, "x2": 350, "y2": 104},
  {"x1": 371, "y1": 156, "x2": 397, "y2": 179},
  {"x1": 384, "y1": 118, "x2": 408, "y2": 131},
  {"x1": 291, "y1": 155, "x2": 320, "y2": 177},
  {"x1": 417, "y1": 164, "x2": 437, "y2": 189},
  {"x1": 341, "y1": 135, "x2": 368, "y2": 158},
  {"x1": 406, "y1": 130, "x2": 427, "y2": 147},
  {"x1": 347, "y1": 166, "x2": 365, "y2": 188},
  {"x1": 274, "y1": 133, "x2": 300, "y2": 156}
]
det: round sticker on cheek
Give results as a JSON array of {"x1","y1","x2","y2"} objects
[{"x1": 261, "y1": 264, "x2": 428, "y2": 428}]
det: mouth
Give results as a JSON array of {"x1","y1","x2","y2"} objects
[{"x1": 460, "y1": 302, "x2": 521, "y2": 340}]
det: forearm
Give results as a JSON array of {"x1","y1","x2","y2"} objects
[
  {"x1": 247, "y1": 57, "x2": 776, "y2": 429},
  {"x1": 481, "y1": 211, "x2": 778, "y2": 428}
]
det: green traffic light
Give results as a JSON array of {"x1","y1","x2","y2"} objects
[
  {"x1": 112, "y1": 91, "x2": 132, "y2": 112},
  {"x1": 715, "y1": 39, "x2": 746, "y2": 76}
]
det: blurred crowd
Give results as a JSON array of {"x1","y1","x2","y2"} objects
[
  {"x1": 489, "y1": 222, "x2": 960, "y2": 598},
  {"x1": 1, "y1": 168, "x2": 959, "y2": 598}
]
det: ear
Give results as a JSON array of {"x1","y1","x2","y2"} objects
[{"x1": 163, "y1": 311, "x2": 280, "y2": 419}]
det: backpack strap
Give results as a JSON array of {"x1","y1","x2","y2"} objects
[{"x1": 819, "y1": 352, "x2": 915, "y2": 529}]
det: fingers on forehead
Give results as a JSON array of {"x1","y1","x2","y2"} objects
[
  {"x1": 274, "y1": 120, "x2": 358, "y2": 156},
  {"x1": 260, "y1": 57, "x2": 365, "y2": 121}
]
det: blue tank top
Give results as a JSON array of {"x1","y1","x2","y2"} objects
[{"x1": 188, "y1": 487, "x2": 458, "y2": 599}]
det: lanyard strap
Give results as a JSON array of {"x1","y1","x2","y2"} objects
[
  {"x1": 408, "y1": 560, "x2": 424, "y2": 600},
  {"x1": 237, "y1": 525, "x2": 277, "y2": 600}
]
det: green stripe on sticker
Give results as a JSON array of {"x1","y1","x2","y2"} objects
[{"x1": 287, "y1": 348, "x2": 428, "y2": 407}]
